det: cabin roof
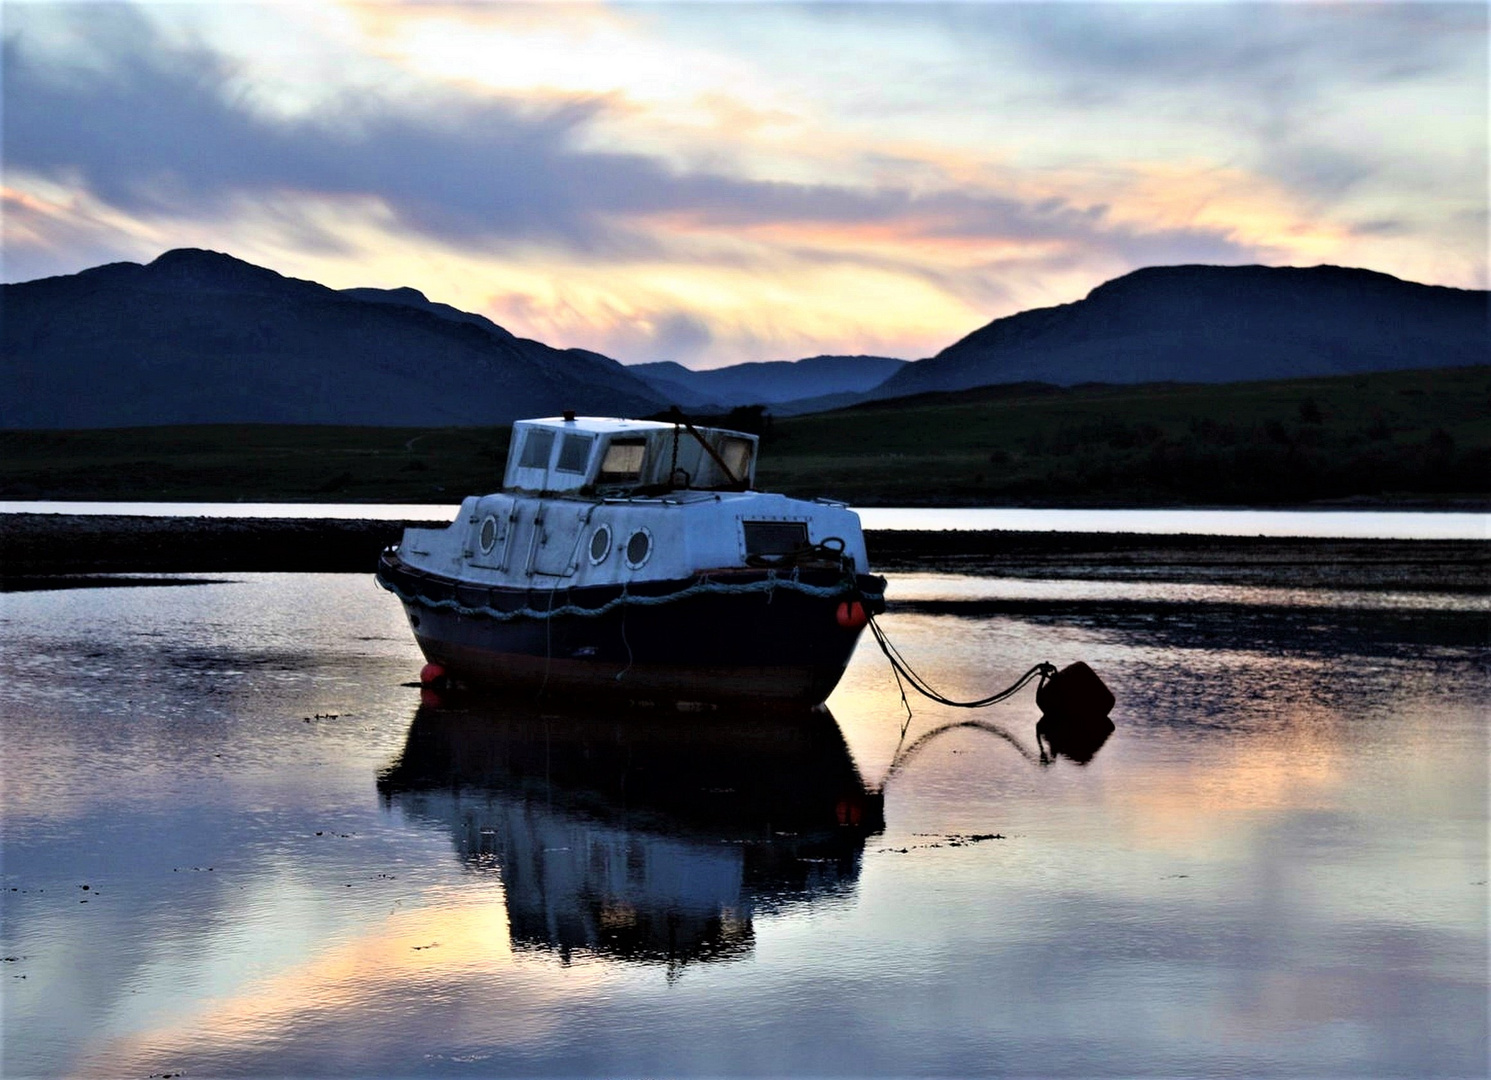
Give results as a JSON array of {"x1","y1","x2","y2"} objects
[
  {"x1": 505, "y1": 415, "x2": 758, "y2": 494},
  {"x1": 517, "y1": 416, "x2": 677, "y2": 436}
]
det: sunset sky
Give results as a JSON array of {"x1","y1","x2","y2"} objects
[{"x1": 3, "y1": 1, "x2": 1485, "y2": 368}]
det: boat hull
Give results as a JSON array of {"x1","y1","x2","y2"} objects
[{"x1": 377, "y1": 552, "x2": 885, "y2": 705}]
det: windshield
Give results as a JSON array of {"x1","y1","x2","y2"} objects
[{"x1": 598, "y1": 438, "x2": 646, "y2": 484}]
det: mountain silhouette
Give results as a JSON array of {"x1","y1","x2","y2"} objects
[
  {"x1": 629, "y1": 355, "x2": 908, "y2": 410},
  {"x1": 2, "y1": 249, "x2": 665, "y2": 427},
  {"x1": 870, "y1": 264, "x2": 1488, "y2": 400},
  {"x1": 5, "y1": 254, "x2": 1483, "y2": 429}
]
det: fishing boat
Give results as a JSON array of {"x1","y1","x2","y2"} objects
[{"x1": 376, "y1": 412, "x2": 886, "y2": 705}]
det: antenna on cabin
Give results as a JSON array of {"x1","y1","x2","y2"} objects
[{"x1": 562, "y1": 410, "x2": 576, "y2": 422}]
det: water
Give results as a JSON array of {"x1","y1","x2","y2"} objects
[
  {"x1": 2, "y1": 573, "x2": 1486, "y2": 1077},
  {"x1": 856, "y1": 506, "x2": 1489, "y2": 540},
  {"x1": 0, "y1": 500, "x2": 463, "y2": 522},
  {"x1": 3, "y1": 501, "x2": 1487, "y2": 539}
]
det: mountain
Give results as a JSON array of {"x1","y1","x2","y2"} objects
[
  {"x1": 339, "y1": 285, "x2": 517, "y2": 337},
  {"x1": 618, "y1": 364, "x2": 723, "y2": 411},
  {"x1": 629, "y1": 355, "x2": 907, "y2": 409},
  {"x1": 870, "y1": 264, "x2": 1489, "y2": 400},
  {"x1": 1, "y1": 249, "x2": 666, "y2": 428},
  {"x1": 9, "y1": 254, "x2": 1481, "y2": 430}
]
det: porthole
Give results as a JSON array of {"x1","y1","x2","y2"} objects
[
  {"x1": 624, "y1": 527, "x2": 653, "y2": 570},
  {"x1": 588, "y1": 524, "x2": 612, "y2": 565},
  {"x1": 478, "y1": 515, "x2": 499, "y2": 553}
]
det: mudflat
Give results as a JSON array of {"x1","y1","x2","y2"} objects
[{"x1": 3, "y1": 513, "x2": 1485, "y2": 593}]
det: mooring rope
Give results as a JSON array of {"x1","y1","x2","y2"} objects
[
  {"x1": 866, "y1": 612, "x2": 1056, "y2": 710},
  {"x1": 863, "y1": 610, "x2": 1057, "y2": 735}
]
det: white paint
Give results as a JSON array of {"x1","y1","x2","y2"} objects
[{"x1": 397, "y1": 489, "x2": 870, "y2": 588}]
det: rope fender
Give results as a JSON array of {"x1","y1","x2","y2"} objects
[{"x1": 377, "y1": 567, "x2": 886, "y2": 623}]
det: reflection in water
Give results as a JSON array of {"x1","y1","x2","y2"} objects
[
  {"x1": 4, "y1": 572, "x2": 1483, "y2": 1078},
  {"x1": 1036, "y1": 712, "x2": 1115, "y2": 764},
  {"x1": 378, "y1": 701, "x2": 883, "y2": 970},
  {"x1": 879, "y1": 710, "x2": 1114, "y2": 789}
]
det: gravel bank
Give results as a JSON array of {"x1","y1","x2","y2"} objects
[{"x1": 867, "y1": 529, "x2": 1491, "y2": 593}]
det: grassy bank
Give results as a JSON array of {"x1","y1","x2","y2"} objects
[
  {"x1": 1, "y1": 367, "x2": 1486, "y2": 506},
  {"x1": 755, "y1": 365, "x2": 1491, "y2": 505},
  {"x1": 0, "y1": 424, "x2": 509, "y2": 503}
]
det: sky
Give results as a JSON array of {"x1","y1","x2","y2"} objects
[{"x1": 3, "y1": 1, "x2": 1485, "y2": 369}]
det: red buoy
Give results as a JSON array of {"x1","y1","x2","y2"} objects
[
  {"x1": 419, "y1": 662, "x2": 447, "y2": 686},
  {"x1": 835, "y1": 600, "x2": 868, "y2": 629}
]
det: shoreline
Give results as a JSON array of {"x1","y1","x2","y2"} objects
[
  {"x1": 5, "y1": 496, "x2": 1487, "y2": 514},
  {"x1": 3, "y1": 514, "x2": 1487, "y2": 593}
]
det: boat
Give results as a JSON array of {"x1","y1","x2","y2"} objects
[{"x1": 376, "y1": 412, "x2": 886, "y2": 705}]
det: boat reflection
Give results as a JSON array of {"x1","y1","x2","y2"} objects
[{"x1": 378, "y1": 699, "x2": 883, "y2": 970}]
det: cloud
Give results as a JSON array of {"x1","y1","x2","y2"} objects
[
  {"x1": 3, "y1": 15, "x2": 642, "y2": 252},
  {"x1": 648, "y1": 312, "x2": 714, "y2": 365},
  {"x1": 980, "y1": 3, "x2": 1487, "y2": 199},
  {"x1": 784, "y1": 3, "x2": 1484, "y2": 213},
  {"x1": 931, "y1": 2, "x2": 1483, "y2": 96},
  {"x1": 4, "y1": 1, "x2": 1479, "y2": 363},
  {"x1": 2, "y1": 5, "x2": 1266, "y2": 271}
]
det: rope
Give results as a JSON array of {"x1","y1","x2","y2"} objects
[
  {"x1": 616, "y1": 606, "x2": 634, "y2": 682},
  {"x1": 378, "y1": 567, "x2": 881, "y2": 623},
  {"x1": 864, "y1": 610, "x2": 1057, "y2": 735}
]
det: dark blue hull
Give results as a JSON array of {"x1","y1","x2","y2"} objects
[{"x1": 377, "y1": 552, "x2": 886, "y2": 705}]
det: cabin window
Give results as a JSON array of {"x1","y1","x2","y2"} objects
[
  {"x1": 624, "y1": 528, "x2": 653, "y2": 569},
  {"x1": 598, "y1": 438, "x2": 646, "y2": 484},
  {"x1": 556, "y1": 433, "x2": 594, "y2": 474},
  {"x1": 718, "y1": 437, "x2": 753, "y2": 483},
  {"x1": 478, "y1": 515, "x2": 499, "y2": 554},
  {"x1": 588, "y1": 524, "x2": 612, "y2": 564},
  {"x1": 743, "y1": 521, "x2": 808, "y2": 556},
  {"x1": 519, "y1": 429, "x2": 555, "y2": 469}
]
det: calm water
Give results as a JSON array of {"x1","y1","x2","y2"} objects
[
  {"x1": 2, "y1": 573, "x2": 1487, "y2": 1077},
  {"x1": 2, "y1": 501, "x2": 1487, "y2": 539}
]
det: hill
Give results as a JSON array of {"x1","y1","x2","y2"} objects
[
  {"x1": 6, "y1": 253, "x2": 1485, "y2": 430},
  {"x1": 629, "y1": 355, "x2": 907, "y2": 409},
  {"x1": 872, "y1": 264, "x2": 1488, "y2": 399},
  {"x1": 1, "y1": 249, "x2": 665, "y2": 427}
]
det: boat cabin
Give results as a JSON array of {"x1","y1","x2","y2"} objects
[{"x1": 504, "y1": 416, "x2": 758, "y2": 496}]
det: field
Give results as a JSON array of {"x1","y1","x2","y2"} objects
[{"x1": 2, "y1": 366, "x2": 1487, "y2": 506}]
